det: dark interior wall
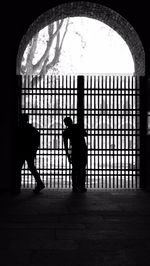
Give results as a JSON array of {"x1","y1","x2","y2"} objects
[{"x1": 1, "y1": 0, "x2": 149, "y2": 191}]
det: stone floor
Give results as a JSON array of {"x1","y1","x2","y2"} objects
[{"x1": 0, "y1": 189, "x2": 150, "y2": 266}]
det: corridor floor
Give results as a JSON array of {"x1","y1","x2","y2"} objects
[{"x1": 0, "y1": 189, "x2": 150, "y2": 266}]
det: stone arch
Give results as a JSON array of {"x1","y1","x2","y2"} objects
[{"x1": 16, "y1": 1, "x2": 145, "y2": 75}]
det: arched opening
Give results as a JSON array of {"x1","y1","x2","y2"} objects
[
  {"x1": 16, "y1": 1, "x2": 145, "y2": 75},
  {"x1": 20, "y1": 17, "x2": 135, "y2": 75},
  {"x1": 17, "y1": 2, "x2": 145, "y2": 189}
]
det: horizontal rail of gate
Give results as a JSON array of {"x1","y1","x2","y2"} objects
[{"x1": 19, "y1": 75, "x2": 140, "y2": 189}]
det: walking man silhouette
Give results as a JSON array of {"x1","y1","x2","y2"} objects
[
  {"x1": 63, "y1": 117, "x2": 87, "y2": 192},
  {"x1": 17, "y1": 114, "x2": 45, "y2": 193}
]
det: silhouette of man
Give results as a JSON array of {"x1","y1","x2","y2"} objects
[
  {"x1": 17, "y1": 114, "x2": 45, "y2": 193},
  {"x1": 63, "y1": 117, "x2": 87, "y2": 192}
]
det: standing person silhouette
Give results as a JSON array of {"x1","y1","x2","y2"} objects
[
  {"x1": 17, "y1": 114, "x2": 45, "y2": 193},
  {"x1": 63, "y1": 117, "x2": 87, "y2": 192}
]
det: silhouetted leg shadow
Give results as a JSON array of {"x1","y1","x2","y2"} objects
[{"x1": 27, "y1": 157, "x2": 45, "y2": 193}]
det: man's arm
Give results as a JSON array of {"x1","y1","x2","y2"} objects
[
  {"x1": 63, "y1": 133, "x2": 72, "y2": 163},
  {"x1": 63, "y1": 135, "x2": 69, "y2": 155}
]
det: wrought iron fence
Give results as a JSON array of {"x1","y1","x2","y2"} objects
[{"x1": 20, "y1": 74, "x2": 140, "y2": 189}]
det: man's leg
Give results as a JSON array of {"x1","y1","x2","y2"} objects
[
  {"x1": 72, "y1": 165, "x2": 77, "y2": 191},
  {"x1": 72, "y1": 162, "x2": 79, "y2": 191},
  {"x1": 27, "y1": 156, "x2": 45, "y2": 192},
  {"x1": 77, "y1": 159, "x2": 87, "y2": 192}
]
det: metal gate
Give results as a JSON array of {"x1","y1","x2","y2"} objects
[{"x1": 20, "y1": 74, "x2": 140, "y2": 189}]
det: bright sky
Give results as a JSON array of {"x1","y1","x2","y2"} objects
[
  {"x1": 57, "y1": 17, "x2": 134, "y2": 74},
  {"x1": 23, "y1": 17, "x2": 135, "y2": 75}
]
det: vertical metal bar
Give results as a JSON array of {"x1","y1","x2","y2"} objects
[
  {"x1": 65, "y1": 75, "x2": 67, "y2": 188},
  {"x1": 30, "y1": 75, "x2": 33, "y2": 188},
  {"x1": 27, "y1": 76, "x2": 30, "y2": 187},
  {"x1": 88, "y1": 76, "x2": 90, "y2": 188},
  {"x1": 65, "y1": 75, "x2": 68, "y2": 189},
  {"x1": 108, "y1": 76, "x2": 111, "y2": 188},
  {"x1": 62, "y1": 75, "x2": 64, "y2": 189},
  {"x1": 50, "y1": 76, "x2": 52, "y2": 188},
  {"x1": 117, "y1": 76, "x2": 119, "y2": 189},
  {"x1": 134, "y1": 76, "x2": 137, "y2": 188},
  {"x1": 112, "y1": 76, "x2": 115, "y2": 189},
  {"x1": 57, "y1": 75, "x2": 60, "y2": 189},
  {"x1": 133, "y1": 76, "x2": 136, "y2": 188},
  {"x1": 120, "y1": 76, "x2": 123, "y2": 189},
  {"x1": 98, "y1": 76, "x2": 100, "y2": 188},
  {"x1": 46, "y1": 76, "x2": 48, "y2": 187},
  {"x1": 34, "y1": 76, "x2": 37, "y2": 187},
  {"x1": 51, "y1": 76, "x2": 53, "y2": 188},
  {"x1": 135, "y1": 76, "x2": 137, "y2": 188},
  {"x1": 22, "y1": 82, "x2": 25, "y2": 187},
  {"x1": 20, "y1": 75, "x2": 24, "y2": 188},
  {"x1": 24, "y1": 76, "x2": 27, "y2": 187},
  {"x1": 89, "y1": 76, "x2": 91, "y2": 189},
  {"x1": 124, "y1": 76, "x2": 127, "y2": 189},
  {"x1": 61, "y1": 76, "x2": 63, "y2": 189},
  {"x1": 105, "y1": 76, "x2": 107, "y2": 189},
  {"x1": 94, "y1": 76, "x2": 96, "y2": 188},
  {"x1": 39, "y1": 76, "x2": 41, "y2": 188},
  {"x1": 54, "y1": 76, "x2": 56, "y2": 188},
  {"x1": 42, "y1": 76, "x2": 45, "y2": 186},
  {"x1": 69, "y1": 75, "x2": 72, "y2": 188},
  {"x1": 90, "y1": 76, "x2": 92, "y2": 188},
  {"x1": 77, "y1": 75, "x2": 84, "y2": 128},
  {"x1": 101, "y1": 76, "x2": 104, "y2": 188},
  {"x1": 116, "y1": 76, "x2": 119, "y2": 189},
  {"x1": 138, "y1": 76, "x2": 141, "y2": 188},
  {"x1": 87, "y1": 76, "x2": 89, "y2": 188},
  {"x1": 127, "y1": 76, "x2": 130, "y2": 189},
  {"x1": 67, "y1": 75, "x2": 71, "y2": 189}
]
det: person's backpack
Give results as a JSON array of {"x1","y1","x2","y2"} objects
[
  {"x1": 20, "y1": 124, "x2": 40, "y2": 154},
  {"x1": 28, "y1": 125, "x2": 40, "y2": 151}
]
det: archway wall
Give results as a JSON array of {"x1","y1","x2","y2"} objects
[{"x1": 16, "y1": 1, "x2": 145, "y2": 76}]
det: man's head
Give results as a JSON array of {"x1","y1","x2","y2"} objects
[{"x1": 64, "y1": 117, "x2": 73, "y2": 127}]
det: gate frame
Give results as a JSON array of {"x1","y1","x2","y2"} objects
[{"x1": 16, "y1": 74, "x2": 147, "y2": 189}]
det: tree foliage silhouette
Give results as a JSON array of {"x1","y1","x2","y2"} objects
[{"x1": 21, "y1": 19, "x2": 69, "y2": 76}]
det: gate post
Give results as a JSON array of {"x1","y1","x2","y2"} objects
[
  {"x1": 77, "y1": 75, "x2": 84, "y2": 128},
  {"x1": 140, "y1": 76, "x2": 147, "y2": 189},
  {"x1": 10, "y1": 75, "x2": 22, "y2": 193},
  {"x1": 145, "y1": 77, "x2": 150, "y2": 190}
]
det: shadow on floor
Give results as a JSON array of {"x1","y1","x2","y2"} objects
[{"x1": 0, "y1": 189, "x2": 150, "y2": 266}]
